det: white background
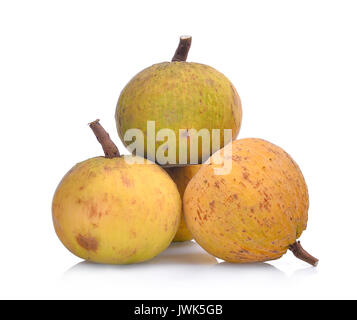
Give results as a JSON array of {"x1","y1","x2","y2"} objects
[{"x1": 1, "y1": 0, "x2": 356, "y2": 300}]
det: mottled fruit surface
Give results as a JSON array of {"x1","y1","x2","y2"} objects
[
  {"x1": 183, "y1": 138, "x2": 309, "y2": 263},
  {"x1": 116, "y1": 62, "x2": 242, "y2": 164},
  {"x1": 165, "y1": 165, "x2": 202, "y2": 241},
  {"x1": 52, "y1": 156, "x2": 181, "y2": 264}
]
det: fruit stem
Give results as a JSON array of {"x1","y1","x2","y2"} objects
[
  {"x1": 289, "y1": 241, "x2": 319, "y2": 267},
  {"x1": 89, "y1": 119, "x2": 120, "y2": 158},
  {"x1": 172, "y1": 35, "x2": 192, "y2": 62}
]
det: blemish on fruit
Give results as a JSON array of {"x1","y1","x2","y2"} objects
[
  {"x1": 243, "y1": 172, "x2": 250, "y2": 180},
  {"x1": 76, "y1": 234, "x2": 98, "y2": 252},
  {"x1": 197, "y1": 210, "x2": 202, "y2": 220},
  {"x1": 89, "y1": 204, "x2": 98, "y2": 218},
  {"x1": 121, "y1": 174, "x2": 134, "y2": 187},
  {"x1": 205, "y1": 79, "x2": 214, "y2": 86},
  {"x1": 89, "y1": 172, "x2": 96, "y2": 178}
]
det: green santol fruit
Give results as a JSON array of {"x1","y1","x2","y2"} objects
[{"x1": 115, "y1": 36, "x2": 242, "y2": 165}]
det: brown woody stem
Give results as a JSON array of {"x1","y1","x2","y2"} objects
[
  {"x1": 172, "y1": 35, "x2": 192, "y2": 62},
  {"x1": 289, "y1": 241, "x2": 319, "y2": 267},
  {"x1": 89, "y1": 119, "x2": 120, "y2": 158}
]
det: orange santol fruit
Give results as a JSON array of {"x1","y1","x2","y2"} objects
[
  {"x1": 52, "y1": 120, "x2": 181, "y2": 264},
  {"x1": 165, "y1": 165, "x2": 202, "y2": 241},
  {"x1": 183, "y1": 138, "x2": 318, "y2": 266}
]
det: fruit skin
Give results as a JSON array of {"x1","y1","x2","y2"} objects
[
  {"x1": 183, "y1": 138, "x2": 309, "y2": 263},
  {"x1": 115, "y1": 62, "x2": 242, "y2": 164},
  {"x1": 165, "y1": 165, "x2": 202, "y2": 241},
  {"x1": 52, "y1": 156, "x2": 181, "y2": 264}
]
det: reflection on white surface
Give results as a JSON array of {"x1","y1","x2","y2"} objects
[
  {"x1": 291, "y1": 266, "x2": 318, "y2": 278},
  {"x1": 62, "y1": 241, "x2": 314, "y2": 299},
  {"x1": 63, "y1": 241, "x2": 289, "y2": 279},
  {"x1": 65, "y1": 241, "x2": 217, "y2": 275},
  {"x1": 214, "y1": 261, "x2": 286, "y2": 277},
  {"x1": 65, "y1": 241, "x2": 289, "y2": 276}
]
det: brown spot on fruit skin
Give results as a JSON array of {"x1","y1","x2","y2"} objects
[
  {"x1": 206, "y1": 78, "x2": 215, "y2": 86},
  {"x1": 89, "y1": 172, "x2": 96, "y2": 178},
  {"x1": 197, "y1": 210, "x2": 202, "y2": 220},
  {"x1": 232, "y1": 155, "x2": 242, "y2": 162},
  {"x1": 254, "y1": 181, "x2": 261, "y2": 189},
  {"x1": 243, "y1": 172, "x2": 250, "y2": 180},
  {"x1": 76, "y1": 234, "x2": 98, "y2": 252},
  {"x1": 209, "y1": 200, "x2": 215, "y2": 210},
  {"x1": 121, "y1": 174, "x2": 134, "y2": 187},
  {"x1": 89, "y1": 204, "x2": 101, "y2": 218}
]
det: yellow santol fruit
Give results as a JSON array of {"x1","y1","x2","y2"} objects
[
  {"x1": 52, "y1": 120, "x2": 181, "y2": 264},
  {"x1": 183, "y1": 138, "x2": 318, "y2": 266},
  {"x1": 165, "y1": 165, "x2": 202, "y2": 242},
  {"x1": 115, "y1": 36, "x2": 242, "y2": 165}
]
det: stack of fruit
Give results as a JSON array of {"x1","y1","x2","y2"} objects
[{"x1": 52, "y1": 36, "x2": 318, "y2": 266}]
